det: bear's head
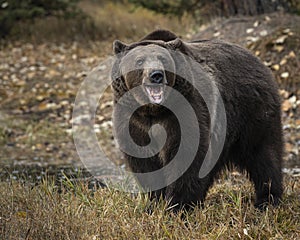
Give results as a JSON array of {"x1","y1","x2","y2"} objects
[{"x1": 112, "y1": 38, "x2": 184, "y2": 105}]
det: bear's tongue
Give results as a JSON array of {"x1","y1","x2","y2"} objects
[{"x1": 144, "y1": 84, "x2": 164, "y2": 104}]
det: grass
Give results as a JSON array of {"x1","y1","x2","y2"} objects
[{"x1": 0, "y1": 173, "x2": 299, "y2": 239}]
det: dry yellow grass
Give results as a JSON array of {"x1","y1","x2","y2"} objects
[{"x1": 0, "y1": 174, "x2": 299, "y2": 239}]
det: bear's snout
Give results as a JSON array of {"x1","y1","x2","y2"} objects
[{"x1": 149, "y1": 70, "x2": 164, "y2": 84}]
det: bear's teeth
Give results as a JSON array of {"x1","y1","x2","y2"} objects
[{"x1": 144, "y1": 85, "x2": 164, "y2": 104}]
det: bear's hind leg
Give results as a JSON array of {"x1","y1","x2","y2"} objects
[{"x1": 245, "y1": 144, "x2": 283, "y2": 209}]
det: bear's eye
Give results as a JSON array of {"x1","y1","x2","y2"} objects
[
  {"x1": 160, "y1": 57, "x2": 168, "y2": 64},
  {"x1": 136, "y1": 59, "x2": 144, "y2": 66}
]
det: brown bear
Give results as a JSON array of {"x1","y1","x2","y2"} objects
[{"x1": 111, "y1": 29, "x2": 283, "y2": 210}]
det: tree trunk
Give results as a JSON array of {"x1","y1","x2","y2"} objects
[{"x1": 220, "y1": 0, "x2": 288, "y2": 16}]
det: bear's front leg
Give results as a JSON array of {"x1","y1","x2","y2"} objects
[
  {"x1": 125, "y1": 154, "x2": 166, "y2": 199},
  {"x1": 159, "y1": 123, "x2": 212, "y2": 211},
  {"x1": 164, "y1": 170, "x2": 214, "y2": 212}
]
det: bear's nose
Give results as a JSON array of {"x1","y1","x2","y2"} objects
[{"x1": 149, "y1": 70, "x2": 164, "y2": 84}]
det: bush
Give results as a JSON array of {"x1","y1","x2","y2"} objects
[{"x1": 0, "y1": 0, "x2": 82, "y2": 38}]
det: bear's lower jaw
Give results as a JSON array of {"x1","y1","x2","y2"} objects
[{"x1": 144, "y1": 84, "x2": 165, "y2": 104}]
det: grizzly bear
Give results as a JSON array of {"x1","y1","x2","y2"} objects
[{"x1": 111, "y1": 29, "x2": 283, "y2": 210}]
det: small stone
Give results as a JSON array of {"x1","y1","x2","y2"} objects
[
  {"x1": 36, "y1": 95, "x2": 45, "y2": 101},
  {"x1": 29, "y1": 66, "x2": 36, "y2": 71},
  {"x1": 260, "y1": 30, "x2": 268, "y2": 37},
  {"x1": 246, "y1": 36, "x2": 259, "y2": 42},
  {"x1": 281, "y1": 72, "x2": 289, "y2": 79},
  {"x1": 20, "y1": 57, "x2": 28, "y2": 62},
  {"x1": 246, "y1": 28, "x2": 254, "y2": 34},
  {"x1": 253, "y1": 21, "x2": 259, "y2": 27},
  {"x1": 263, "y1": 61, "x2": 272, "y2": 67},
  {"x1": 213, "y1": 32, "x2": 220, "y2": 37},
  {"x1": 1, "y1": 2, "x2": 8, "y2": 8},
  {"x1": 289, "y1": 95, "x2": 297, "y2": 104}
]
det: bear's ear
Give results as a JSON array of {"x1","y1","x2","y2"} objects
[
  {"x1": 166, "y1": 38, "x2": 183, "y2": 50},
  {"x1": 113, "y1": 40, "x2": 128, "y2": 54}
]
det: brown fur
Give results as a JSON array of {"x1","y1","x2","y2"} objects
[{"x1": 111, "y1": 30, "x2": 283, "y2": 211}]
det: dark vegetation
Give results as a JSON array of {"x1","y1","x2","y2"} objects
[
  {"x1": 0, "y1": 0, "x2": 82, "y2": 37},
  {"x1": 130, "y1": 0, "x2": 300, "y2": 21}
]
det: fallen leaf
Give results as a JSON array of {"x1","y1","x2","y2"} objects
[
  {"x1": 275, "y1": 35, "x2": 288, "y2": 44},
  {"x1": 16, "y1": 211, "x2": 27, "y2": 218},
  {"x1": 280, "y1": 58, "x2": 287, "y2": 66},
  {"x1": 19, "y1": 99, "x2": 27, "y2": 105},
  {"x1": 279, "y1": 89, "x2": 289, "y2": 98},
  {"x1": 271, "y1": 64, "x2": 280, "y2": 71},
  {"x1": 36, "y1": 143, "x2": 43, "y2": 149},
  {"x1": 282, "y1": 99, "x2": 292, "y2": 111},
  {"x1": 14, "y1": 80, "x2": 26, "y2": 86},
  {"x1": 285, "y1": 143, "x2": 293, "y2": 152},
  {"x1": 37, "y1": 102, "x2": 48, "y2": 111},
  {"x1": 274, "y1": 45, "x2": 284, "y2": 52},
  {"x1": 288, "y1": 51, "x2": 296, "y2": 58},
  {"x1": 27, "y1": 72, "x2": 35, "y2": 79}
]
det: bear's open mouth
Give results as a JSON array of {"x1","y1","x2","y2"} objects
[{"x1": 144, "y1": 84, "x2": 165, "y2": 104}]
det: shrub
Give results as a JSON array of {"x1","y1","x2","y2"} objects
[{"x1": 0, "y1": 0, "x2": 82, "y2": 38}]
